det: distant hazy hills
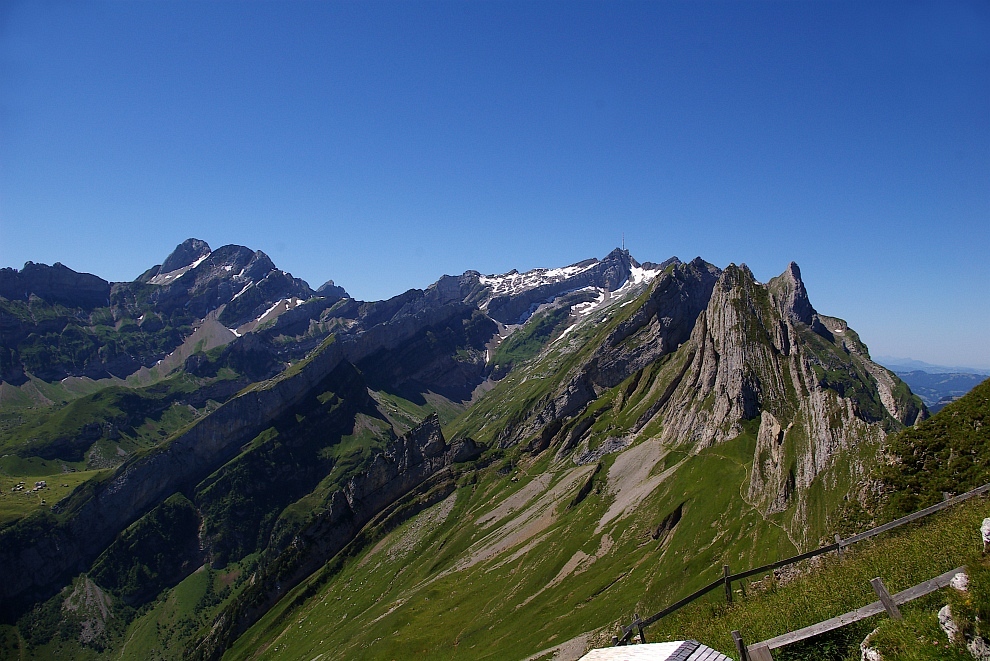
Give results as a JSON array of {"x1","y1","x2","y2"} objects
[
  {"x1": 876, "y1": 356, "x2": 989, "y2": 376},
  {"x1": 873, "y1": 357, "x2": 987, "y2": 412}
]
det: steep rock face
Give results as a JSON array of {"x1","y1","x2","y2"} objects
[
  {"x1": 156, "y1": 238, "x2": 212, "y2": 276},
  {"x1": 356, "y1": 308, "x2": 496, "y2": 404},
  {"x1": 747, "y1": 410, "x2": 791, "y2": 513},
  {"x1": 500, "y1": 257, "x2": 721, "y2": 448},
  {"x1": 655, "y1": 265, "x2": 786, "y2": 449},
  {"x1": 191, "y1": 414, "x2": 482, "y2": 660},
  {"x1": 0, "y1": 262, "x2": 110, "y2": 309},
  {"x1": 631, "y1": 263, "x2": 921, "y2": 544},
  {"x1": 0, "y1": 337, "x2": 347, "y2": 616},
  {"x1": 0, "y1": 239, "x2": 350, "y2": 384}
]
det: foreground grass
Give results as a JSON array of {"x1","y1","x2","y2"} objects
[{"x1": 648, "y1": 495, "x2": 990, "y2": 660}]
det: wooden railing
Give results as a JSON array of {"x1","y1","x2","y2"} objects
[
  {"x1": 614, "y1": 481, "x2": 990, "y2": 646},
  {"x1": 735, "y1": 566, "x2": 964, "y2": 660}
]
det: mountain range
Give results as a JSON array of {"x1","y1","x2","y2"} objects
[{"x1": 0, "y1": 240, "x2": 945, "y2": 660}]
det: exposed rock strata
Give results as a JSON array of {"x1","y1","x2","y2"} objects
[
  {"x1": 628, "y1": 263, "x2": 920, "y2": 544},
  {"x1": 0, "y1": 337, "x2": 346, "y2": 616},
  {"x1": 190, "y1": 414, "x2": 481, "y2": 660},
  {"x1": 500, "y1": 257, "x2": 720, "y2": 447}
]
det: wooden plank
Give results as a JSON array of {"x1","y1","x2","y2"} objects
[
  {"x1": 640, "y1": 576, "x2": 726, "y2": 626},
  {"x1": 689, "y1": 648, "x2": 731, "y2": 661},
  {"x1": 748, "y1": 643, "x2": 773, "y2": 661},
  {"x1": 757, "y1": 566, "x2": 962, "y2": 650},
  {"x1": 760, "y1": 601, "x2": 887, "y2": 650},
  {"x1": 731, "y1": 630, "x2": 746, "y2": 661},
  {"x1": 729, "y1": 543, "x2": 839, "y2": 582},
  {"x1": 668, "y1": 640, "x2": 699, "y2": 661},
  {"x1": 870, "y1": 578, "x2": 902, "y2": 620}
]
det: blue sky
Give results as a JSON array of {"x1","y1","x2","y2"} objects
[{"x1": 1, "y1": 1, "x2": 988, "y2": 368}]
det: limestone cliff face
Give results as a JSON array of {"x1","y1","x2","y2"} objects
[
  {"x1": 0, "y1": 337, "x2": 346, "y2": 615},
  {"x1": 190, "y1": 414, "x2": 481, "y2": 660},
  {"x1": 634, "y1": 263, "x2": 922, "y2": 545},
  {"x1": 477, "y1": 258, "x2": 924, "y2": 548},
  {"x1": 748, "y1": 410, "x2": 791, "y2": 514},
  {"x1": 498, "y1": 258, "x2": 721, "y2": 449}
]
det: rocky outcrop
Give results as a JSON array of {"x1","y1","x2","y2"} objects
[
  {"x1": 748, "y1": 410, "x2": 792, "y2": 513},
  {"x1": 355, "y1": 308, "x2": 496, "y2": 404},
  {"x1": 617, "y1": 262, "x2": 924, "y2": 545},
  {"x1": 0, "y1": 262, "x2": 110, "y2": 309},
  {"x1": 190, "y1": 414, "x2": 482, "y2": 660},
  {"x1": 132, "y1": 242, "x2": 318, "y2": 328}
]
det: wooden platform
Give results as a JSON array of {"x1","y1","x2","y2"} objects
[{"x1": 580, "y1": 640, "x2": 731, "y2": 661}]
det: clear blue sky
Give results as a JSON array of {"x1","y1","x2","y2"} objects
[{"x1": 2, "y1": 1, "x2": 988, "y2": 369}]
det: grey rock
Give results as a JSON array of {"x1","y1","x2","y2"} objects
[
  {"x1": 158, "y1": 238, "x2": 211, "y2": 274},
  {"x1": 0, "y1": 261, "x2": 110, "y2": 309},
  {"x1": 970, "y1": 635, "x2": 990, "y2": 661},
  {"x1": 939, "y1": 604, "x2": 959, "y2": 642}
]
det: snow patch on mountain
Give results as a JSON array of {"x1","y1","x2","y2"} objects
[
  {"x1": 571, "y1": 288, "x2": 606, "y2": 316},
  {"x1": 550, "y1": 266, "x2": 660, "y2": 346},
  {"x1": 231, "y1": 282, "x2": 253, "y2": 300},
  {"x1": 255, "y1": 297, "x2": 305, "y2": 325},
  {"x1": 478, "y1": 260, "x2": 598, "y2": 299}
]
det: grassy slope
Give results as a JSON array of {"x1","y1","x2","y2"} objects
[
  {"x1": 445, "y1": 278, "x2": 656, "y2": 446},
  {"x1": 650, "y1": 495, "x2": 989, "y2": 660},
  {"x1": 224, "y1": 415, "x2": 797, "y2": 660},
  {"x1": 109, "y1": 559, "x2": 256, "y2": 661},
  {"x1": 880, "y1": 377, "x2": 990, "y2": 516},
  {"x1": 0, "y1": 344, "x2": 400, "y2": 659},
  {"x1": 2, "y1": 275, "x2": 936, "y2": 660}
]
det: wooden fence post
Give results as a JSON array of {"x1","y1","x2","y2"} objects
[
  {"x1": 748, "y1": 643, "x2": 773, "y2": 661},
  {"x1": 835, "y1": 533, "x2": 843, "y2": 560},
  {"x1": 724, "y1": 564, "x2": 732, "y2": 604},
  {"x1": 870, "y1": 577, "x2": 902, "y2": 620},
  {"x1": 731, "y1": 630, "x2": 747, "y2": 661},
  {"x1": 634, "y1": 613, "x2": 647, "y2": 643}
]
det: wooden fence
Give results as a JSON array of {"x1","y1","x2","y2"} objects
[
  {"x1": 736, "y1": 566, "x2": 964, "y2": 660},
  {"x1": 614, "y1": 481, "x2": 990, "y2": 646}
]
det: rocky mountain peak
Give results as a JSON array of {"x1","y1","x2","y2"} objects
[
  {"x1": 769, "y1": 260, "x2": 815, "y2": 325},
  {"x1": 316, "y1": 279, "x2": 348, "y2": 301},
  {"x1": 159, "y1": 238, "x2": 212, "y2": 274}
]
